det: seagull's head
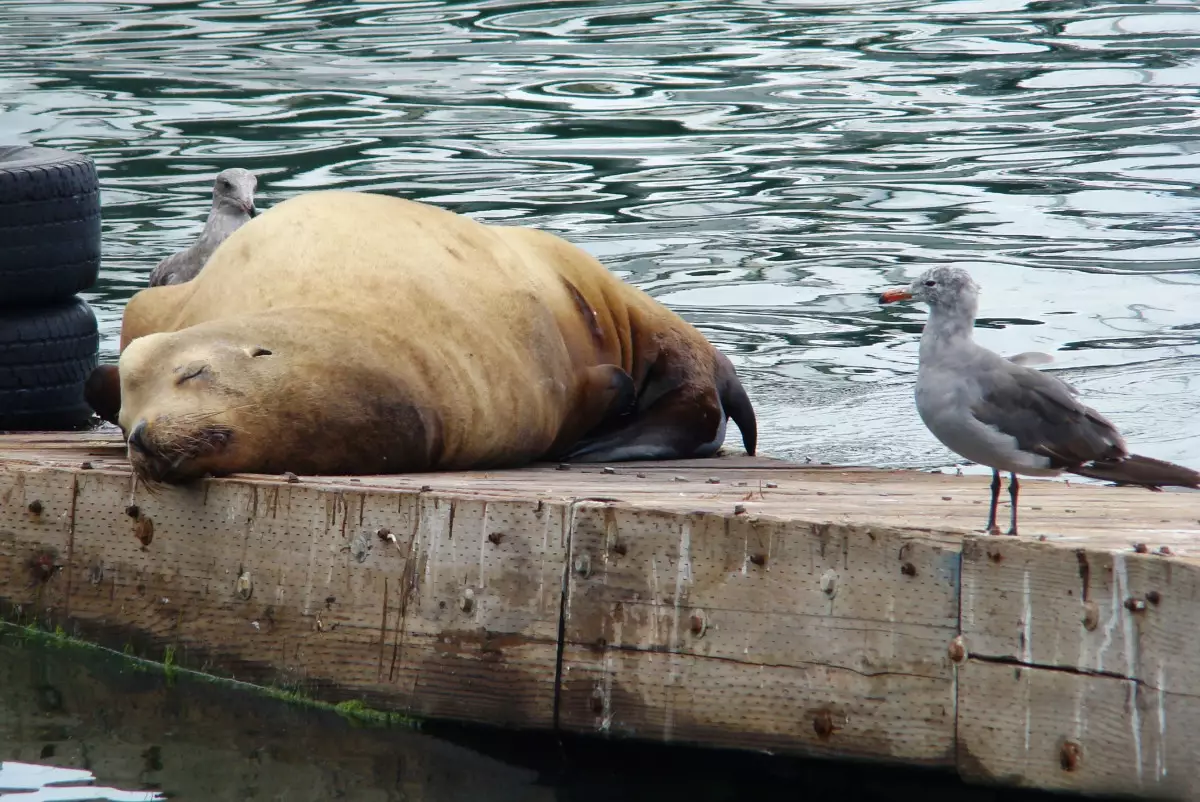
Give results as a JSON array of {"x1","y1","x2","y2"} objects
[
  {"x1": 212, "y1": 167, "x2": 259, "y2": 218},
  {"x1": 879, "y1": 266, "x2": 980, "y2": 313}
]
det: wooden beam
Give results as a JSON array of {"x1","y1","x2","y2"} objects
[{"x1": 3, "y1": 430, "x2": 1200, "y2": 799}]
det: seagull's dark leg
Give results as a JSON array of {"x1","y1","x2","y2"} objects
[
  {"x1": 1007, "y1": 472, "x2": 1020, "y2": 536},
  {"x1": 987, "y1": 469, "x2": 1002, "y2": 535}
]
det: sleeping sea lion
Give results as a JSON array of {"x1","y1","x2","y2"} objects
[{"x1": 85, "y1": 189, "x2": 756, "y2": 483}]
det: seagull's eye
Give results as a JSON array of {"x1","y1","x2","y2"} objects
[
  {"x1": 924, "y1": 280, "x2": 936, "y2": 287},
  {"x1": 219, "y1": 179, "x2": 232, "y2": 190}
]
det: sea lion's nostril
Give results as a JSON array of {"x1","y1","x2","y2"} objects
[{"x1": 127, "y1": 420, "x2": 150, "y2": 454}]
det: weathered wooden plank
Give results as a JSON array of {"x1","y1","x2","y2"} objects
[
  {"x1": 3, "y1": 430, "x2": 1199, "y2": 552},
  {"x1": 557, "y1": 503, "x2": 960, "y2": 763},
  {"x1": 0, "y1": 466, "x2": 568, "y2": 730},
  {"x1": 960, "y1": 536, "x2": 1200, "y2": 696},
  {"x1": 957, "y1": 659, "x2": 1199, "y2": 800}
]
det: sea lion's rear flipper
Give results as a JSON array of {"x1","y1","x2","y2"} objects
[
  {"x1": 84, "y1": 364, "x2": 122, "y2": 427},
  {"x1": 713, "y1": 349, "x2": 757, "y2": 456}
]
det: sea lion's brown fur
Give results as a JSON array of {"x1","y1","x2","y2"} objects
[{"x1": 88, "y1": 189, "x2": 756, "y2": 482}]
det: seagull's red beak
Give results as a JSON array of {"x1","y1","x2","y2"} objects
[{"x1": 879, "y1": 288, "x2": 913, "y2": 304}]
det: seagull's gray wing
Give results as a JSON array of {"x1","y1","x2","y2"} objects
[
  {"x1": 148, "y1": 252, "x2": 184, "y2": 287},
  {"x1": 969, "y1": 360, "x2": 1126, "y2": 468}
]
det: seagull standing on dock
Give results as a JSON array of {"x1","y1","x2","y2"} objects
[
  {"x1": 148, "y1": 168, "x2": 259, "y2": 287},
  {"x1": 879, "y1": 266, "x2": 1200, "y2": 536}
]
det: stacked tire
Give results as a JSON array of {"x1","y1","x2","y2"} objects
[{"x1": 0, "y1": 146, "x2": 102, "y2": 431}]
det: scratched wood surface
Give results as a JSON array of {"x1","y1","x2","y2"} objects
[
  {"x1": 557, "y1": 504, "x2": 960, "y2": 763},
  {"x1": 4, "y1": 429, "x2": 1198, "y2": 550},
  {"x1": 957, "y1": 660, "x2": 1199, "y2": 800},
  {"x1": 957, "y1": 536, "x2": 1200, "y2": 799},
  {"x1": 0, "y1": 466, "x2": 569, "y2": 730},
  {"x1": 3, "y1": 429, "x2": 1200, "y2": 799}
]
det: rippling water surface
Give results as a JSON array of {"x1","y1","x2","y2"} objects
[{"x1": 2, "y1": 0, "x2": 1199, "y2": 472}]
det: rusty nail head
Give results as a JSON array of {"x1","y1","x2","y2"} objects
[
  {"x1": 948, "y1": 635, "x2": 967, "y2": 663},
  {"x1": 749, "y1": 553, "x2": 766, "y2": 567},
  {"x1": 901, "y1": 562, "x2": 916, "y2": 577},
  {"x1": 1133, "y1": 543, "x2": 1148, "y2": 554},
  {"x1": 690, "y1": 609, "x2": 707, "y2": 637},
  {"x1": 601, "y1": 466, "x2": 615, "y2": 474},
  {"x1": 765, "y1": 481, "x2": 778, "y2": 489},
  {"x1": 80, "y1": 461, "x2": 93, "y2": 470},
  {"x1": 673, "y1": 475, "x2": 688, "y2": 482},
  {"x1": 283, "y1": 471, "x2": 299, "y2": 483},
  {"x1": 1157, "y1": 545, "x2": 1173, "y2": 556},
  {"x1": 706, "y1": 477, "x2": 720, "y2": 484},
  {"x1": 636, "y1": 472, "x2": 646, "y2": 479},
  {"x1": 27, "y1": 500, "x2": 43, "y2": 515},
  {"x1": 941, "y1": 496, "x2": 952, "y2": 501},
  {"x1": 813, "y1": 710, "x2": 834, "y2": 739},
  {"x1": 1060, "y1": 740, "x2": 1083, "y2": 772},
  {"x1": 1146, "y1": 590, "x2": 1161, "y2": 605},
  {"x1": 1082, "y1": 601, "x2": 1100, "y2": 631},
  {"x1": 734, "y1": 504, "x2": 747, "y2": 515},
  {"x1": 1124, "y1": 597, "x2": 1146, "y2": 613}
]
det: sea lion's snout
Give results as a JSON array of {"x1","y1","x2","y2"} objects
[{"x1": 127, "y1": 420, "x2": 151, "y2": 454}]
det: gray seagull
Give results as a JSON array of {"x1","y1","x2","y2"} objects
[
  {"x1": 148, "y1": 168, "x2": 258, "y2": 287},
  {"x1": 880, "y1": 265, "x2": 1199, "y2": 536}
]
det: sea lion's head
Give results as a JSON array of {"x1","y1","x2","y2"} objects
[{"x1": 117, "y1": 328, "x2": 279, "y2": 484}]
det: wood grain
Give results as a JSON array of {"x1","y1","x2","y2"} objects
[
  {"x1": 960, "y1": 536, "x2": 1200, "y2": 695},
  {"x1": 557, "y1": 503, "x2": 959, "y2": 763},
  {"x1": 957, "y1": 659, "x2": 1198, "y2": 800},
  {"x1": 2, "y1": 466, "x2": 568, "y2": 729}
]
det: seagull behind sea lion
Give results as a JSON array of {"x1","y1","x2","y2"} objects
[
  {"x1": 148, "y1": 168, "x2": 258, "y2": 287},
  {"x1": 879, "y1": 265, "x2": 1200, "y2": 536}
]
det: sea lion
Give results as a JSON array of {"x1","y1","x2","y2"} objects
[
  {"x1": 86, "y1": 189, "x2": 757, "y2": 483},
  {"x1": 147, "y1": 168, "x2": 258, "y2": 287}
]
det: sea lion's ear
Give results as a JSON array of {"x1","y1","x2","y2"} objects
[{"x1": 246, "y1": 346, "x2": 273, "y2": 358}]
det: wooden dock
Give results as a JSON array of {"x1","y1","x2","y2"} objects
[{"x1": 2, "y1": 428, "x2": 1198, "y2": 800}]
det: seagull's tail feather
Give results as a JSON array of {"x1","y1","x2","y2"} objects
[{"x1": 1069, "y1": 454, "x2": 1200, "y2": 491}]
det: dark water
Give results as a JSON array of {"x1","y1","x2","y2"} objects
[
  {"x1": 0, "y1": 632, "x2": 1127, "y2": 801},
  {"x1": 2, "y1": 0, "x2": 1200, "y2": 475}
]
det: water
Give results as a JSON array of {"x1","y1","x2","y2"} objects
[
  {"x1": 2, "y1": 0, "x2": 1200, "y2": 473},
  {"x1": 0, "y1": 2, "x2": 1197, "y2": 791}
]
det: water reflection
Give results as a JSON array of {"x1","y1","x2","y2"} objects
[{"x1": 1, "y1": 0, "x2": 1198, "y2": 471}]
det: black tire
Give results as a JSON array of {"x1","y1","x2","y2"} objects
[
  {"x1": 0, "y1": 298, "x2": 100, "y2": 431},
  {"x1": 0, "y1": 146, "x2": 102, "y2": 308}
]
